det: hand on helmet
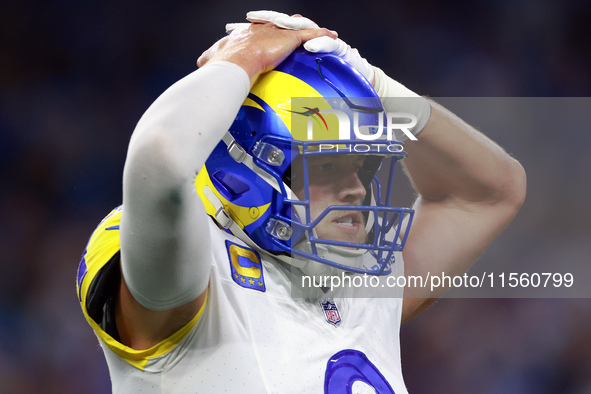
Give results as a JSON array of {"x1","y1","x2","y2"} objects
[
  {"x1": 197, "y1": 22, "x2": 336, "y2": 84},
  {"x1": 222, "y1": 11, "x2": 429, "y2": 138},
  {"x1": 231, "y1": 10, "x2": 375, "y2": 85}
]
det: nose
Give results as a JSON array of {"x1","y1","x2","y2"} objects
[{"x1": 337, "y1": 166, "x2": 367, "y2": 203}]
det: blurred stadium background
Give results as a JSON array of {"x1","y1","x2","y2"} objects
[{"x1": 1, "y1": 0, "x2": 590, "y2": 392}]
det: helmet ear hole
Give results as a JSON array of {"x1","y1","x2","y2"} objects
[{"x1": 212, "y1": 171, "x2": 250, "y2": 200}]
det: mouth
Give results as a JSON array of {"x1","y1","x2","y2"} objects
[{"x1": 332, "y1": 212, "x2": 364, "y2": 233}]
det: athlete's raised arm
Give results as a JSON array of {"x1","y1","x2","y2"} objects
[
  {"x1": 398, "y1": 101, "x2": 526, "y2": 321},
  {"x1": 117, "y1": 23, "x2": 337, "y2": 350}
]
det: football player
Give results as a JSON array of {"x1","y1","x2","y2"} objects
[{"x1": 77, "y1": 11, "x2": 526, "y2": 393}]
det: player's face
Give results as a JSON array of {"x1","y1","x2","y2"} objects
[{"x1": 291, "y1": 154, "x2": 367, "y2": 245}]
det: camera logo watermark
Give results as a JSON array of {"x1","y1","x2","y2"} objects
[
  {"x1": 306, "y1": 109, "x2": 418, "y2": 141},
  {"x1": 289, "y1": 97, "x2": 419, "y2": 145}
]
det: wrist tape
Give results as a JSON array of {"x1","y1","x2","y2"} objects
[{"x1": 373, "y1": 66, "x2": 431, "y2": 141}]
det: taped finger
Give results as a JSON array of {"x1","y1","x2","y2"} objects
[
  {"x1": 246, "y1": 10, "x2": 290, "y2": 24},
  {"x1": 274, "y1": 16, "x2": 319, "y2": 30},
  {"x1": 225, "y1": 23, "x2": 251, "y2": 34}
]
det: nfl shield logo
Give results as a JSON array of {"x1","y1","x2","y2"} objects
[{"x1": 320, "y1": 300, "x2": 341, "y2": 326}]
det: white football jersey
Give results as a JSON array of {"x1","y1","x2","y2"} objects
[{"x1": 78, "y1": 207, "x2": 408, "y2": 393}]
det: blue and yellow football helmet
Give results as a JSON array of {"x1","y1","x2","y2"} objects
[{"x1": 195, "y1": 48, "x2": 414, "y2": 276}]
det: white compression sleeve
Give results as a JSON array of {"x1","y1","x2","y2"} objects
[{"x1": 120, "y1": 61, "x2": 250, "y2": 311}]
